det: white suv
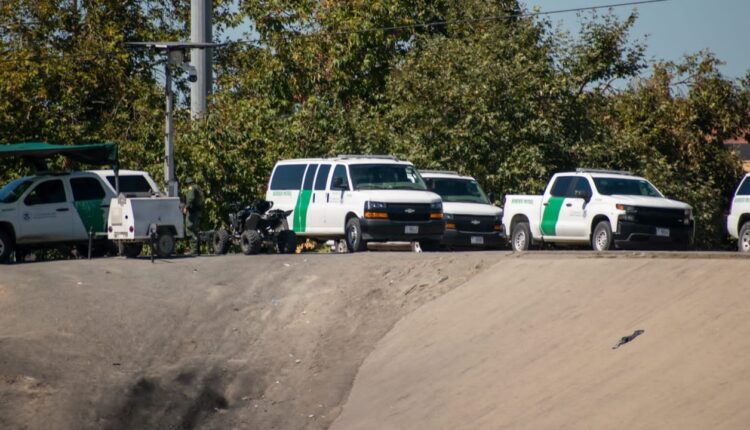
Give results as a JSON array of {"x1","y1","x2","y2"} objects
[
  {"x1": 421, "y1": 170, "x2": 504, "y2": 249},
  {"x1": 0, "y1": 170, "x2": 159, "y2": 262},
  {"x1": 266, "y1": 155, "x2": 445, "y2": 251}
]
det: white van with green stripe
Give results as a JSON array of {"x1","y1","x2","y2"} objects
[
  {"x1": 266, "y1": 156, "x2": 445, "y2": 252},
  {"x1": 502, "y1": 169, "x2": 694, "y2": 251},
  {"x1": 0, "y1": 170, "x2": 159, "y2": 262}
]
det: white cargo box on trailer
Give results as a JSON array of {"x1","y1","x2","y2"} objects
[{"x1": 107, "y1": 195, "x2": 184, "y2": 257}]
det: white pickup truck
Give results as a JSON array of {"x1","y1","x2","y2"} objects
[
  {"x1": 502, "y1": 169, "x2": 694, "y2": 251},
  {"x1": 726, "y1": 173, "x2": 750, "y2": 252}
]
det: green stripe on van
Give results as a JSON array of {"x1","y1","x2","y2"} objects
[
  {"x1": 293, "y1": 190, "x2": 313, "y2": 233},
  {"x1": 540, "y1": 197, "x2": 564, "y2": 236}
]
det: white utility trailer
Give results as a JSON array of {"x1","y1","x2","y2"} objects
[{"x1": 107, "y1": 194, "x2": 184, "y2": 258}]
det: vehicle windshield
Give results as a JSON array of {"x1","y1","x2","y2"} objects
[
  {"x1": 349, "y1": 164, "x2": 427, "y2": 190},
  {"x1": 0, "y1": 177, "x2": 34, "y2": 203},
  {"x1": 425, "y1": 177, "x2": 490, "y2": 204},
  {"x1": 593, "y1": 177, "x2": 663, "y2": 197}
]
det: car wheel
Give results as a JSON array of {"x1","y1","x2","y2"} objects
[
  {"x1": 213, "y1": 228, "x2": 230, "y2": 255},
  {"x1": 592, "y1": 220, "x2": 614, "y2": 251},
  {"x1": 0, "y1": 229, "x2": 14, "y2": 263},
  {"x1": 511, "y1": 222, "x2": 531, "y2": 252},
  {"x1": 345, "y1": 218, "x2": 367, "y2": 252},
  {"x1": 277, "y1": 230, "x2": 297, "y2": 254},
  {"x1": 240, "y1": 230, "x2": 262, "y2": 255},
  {"x1": 154, "y1": 232, "x2": 175, "y2": 257},
  {"x1": 739, "y1": 222, "x2": 750, "y2": 253}
]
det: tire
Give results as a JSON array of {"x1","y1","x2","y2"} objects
[
  {"x1": 345, "y1": 218, "x2": 367, "y2": 252},
  {"x1": 276, "y1": 230, "x2": 297, "y2": 254},
  {"x1": 154, "y1": 231, "x2": 175, "y2": 257},
  {"x1": 739, "y1": 222, "x2": 750, "y2": 253},
  {"x1": 511, "y1": 222, "x2": 531, "y2": 252},
  {"x1": 240, "y1": 230, "x2": 262, "y2": 255},
  {"x1": 418, "y1": 239, "x2": 441, "y2": 252},
  {"x1": 213, "y1": 229, "x2": 230, "y2": 255},
  {"x1": 592, "y1": 220, "x2": 614, "y2": 251},
  {"x1": 120, "y1": 242, "x2": 142, "y2": 258},
  {"x1": 0, "y1": 229, "x2": 14, "y2": 263}
]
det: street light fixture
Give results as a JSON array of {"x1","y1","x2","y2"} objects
[{"x1": 124, "y1": 41, "x2": 221, "y2": 197}]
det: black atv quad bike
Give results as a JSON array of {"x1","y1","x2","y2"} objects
[{"x1": 213, "y1": 199, "x2": 297, "y2": 255}]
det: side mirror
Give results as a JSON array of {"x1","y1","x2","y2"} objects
[{"x1": 574, "y1": 189, "x2": 591, "y2": 202}]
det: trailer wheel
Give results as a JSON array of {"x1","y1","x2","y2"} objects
[
  {"x1": 240, "y1": 230, "x2": 262, "y2": 255},
  {"x1": 213, "y1": 229, "x2": 230, "y2": 255},
  {"x1": 154, "y1": 232, "x2": 175, "y2": 257}
]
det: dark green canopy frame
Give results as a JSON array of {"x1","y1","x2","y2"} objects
[{"x1": 0, "y1": 142, "x2": 120, "y2": 191}]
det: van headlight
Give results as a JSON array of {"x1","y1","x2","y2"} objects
[
  {"x1": 430, "y1": 201, "x2": 443, "y2": 211},
  {"x1": 365, "y1": 201, "x2": 386, "y2": 211},
  {"x1": 443, "y1": 213, "x2": 454, "y2": 220}
]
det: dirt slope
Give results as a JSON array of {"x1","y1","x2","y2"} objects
[
  {"x1": 332, "y1": 254, "x2": 750, "y2": 430},
  {"x1": 0, "y1": 252, "x2": 496, "y2": 430}
]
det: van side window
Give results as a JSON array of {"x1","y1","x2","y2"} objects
[
  {"x1": 24, "y1": 179, "x2": 66, "y2": 205},
  {"x1": 303, "y1": 164, "x2": 318, "y2": 190},
  {"x1": 331, "y1": 165, "x2": 349, "y2": 190},
  {"x1": 314, "y1": 164, "x2": 331, "y2": 190},
  {"x1": 71, "y1": 177, "x2": 106, "y2": 201},
  {"x1": 549, "y1": 176, "x2": 574, "y2": 197},
  {"x1": 738, "y1": 177, "x2": 750, "y2": 195},
  {"x1": 270, "y1": 164, "x2": 306, "y2": 190}
]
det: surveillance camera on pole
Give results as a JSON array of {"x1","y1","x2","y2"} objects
[{"x1": 124, "y1": 41, "x2": 221, "y2": 198}]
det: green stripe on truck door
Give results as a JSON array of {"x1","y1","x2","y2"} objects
[
  {"x1": 293, "y1": 190, "x2": 313, "y2": 233},
  {"x1": 540, "y1": 197, "x2": 564, "y2": 236}
]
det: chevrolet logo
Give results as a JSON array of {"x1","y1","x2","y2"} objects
[
  {"x1": 404, "y1": 208, "x2": 415, "y2": 214},
  {"x1": 471, "y1": 220, "x2": 481, "y2": 225}
]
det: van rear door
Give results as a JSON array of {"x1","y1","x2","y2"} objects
[{"x1": 267, "y1": 163, "x2": 306, "y2": 231}]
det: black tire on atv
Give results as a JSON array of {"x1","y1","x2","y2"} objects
[
  {"x1": 213, "y1": 229, "x2": 231, "y2": 255},
  {"x1": 276, "y1": 230, "x2": 297, "y2": 254},
  {"x1": 240, "y1": 230, "x2": 262, "y2": 255}
]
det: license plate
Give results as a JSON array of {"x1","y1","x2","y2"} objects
[
  {"x1": 470, "y1": 236, "x2": 484, "y2": 245},
  {"x1": 405, "y1": 225, "x2": 419, "y2": 234},
  {"x1": 656, "y1": 227, "x2": 670, "y2": 237}
]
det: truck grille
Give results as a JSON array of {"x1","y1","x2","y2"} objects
[
  {"x1": 386, "y1": 203, "x2": 432, "y2": 222},
  {"x1": 454, "y1": 215, "x2": 496, "y2": 232},
  {"x1": 634, "y1": 207, "x2": 687, "y2": 228}
]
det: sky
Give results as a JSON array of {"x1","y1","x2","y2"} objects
[{"x1": 526, "y1": 0, "x2": 749, "y2": 81}]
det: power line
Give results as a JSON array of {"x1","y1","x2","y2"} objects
[{"x1": 230, "y1": 0, "x2": 669, "y2": 45}]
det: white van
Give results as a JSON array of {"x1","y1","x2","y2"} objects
[
  {"x1": 266, "y1": 155, "x2": 445, "y2": 251},
  {"x1": 421, "y1": 170, "x2": 505, "y2": 249}
]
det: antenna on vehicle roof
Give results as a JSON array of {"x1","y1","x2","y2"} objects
[
  {"x1": 576, "y1": 168, "x2": 633, "y2": 176},
  {"x1": 335, "y1": 154, "x2": 399, "y2": 160},
  {"x1": 420, "y1": 170, "x2": 460, "y2": 175}
]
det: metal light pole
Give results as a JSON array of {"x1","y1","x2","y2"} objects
[
  {"x1": 191, "y1": 0, "x2": 212, "y2": 118},
  {"x1": 124, "y1": 42, "x2": 220, "y2": 197}
]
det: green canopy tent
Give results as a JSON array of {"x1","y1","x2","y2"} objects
[{"x1": 0, "y1": 142, "x2": 120, "y2": 191}]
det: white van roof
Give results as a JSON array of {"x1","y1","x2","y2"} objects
[
  {"x1": 420, "y1": 170, "x2": 476, "y2": 181},
  {"x1": 274, "y1": 155, "x2": 412, "y2": 166}
]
